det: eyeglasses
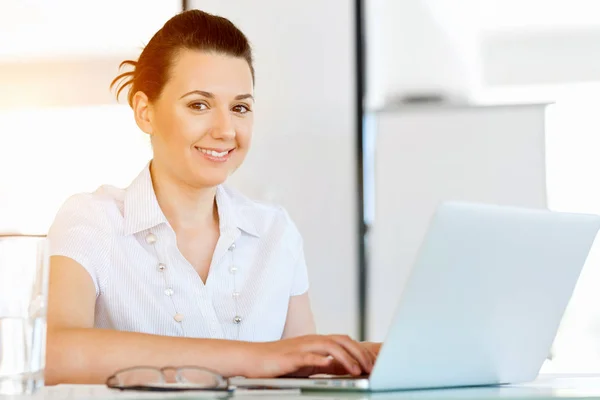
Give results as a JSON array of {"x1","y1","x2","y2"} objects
[{"x1": 106, "y1": 366, "x2": 233, "y2": 393}]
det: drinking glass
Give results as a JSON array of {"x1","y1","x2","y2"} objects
[{"x1": 0, "y1": 235, "x2": 49, "y2": 395}]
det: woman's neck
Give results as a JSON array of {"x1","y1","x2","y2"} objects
[{"x1": 149, "y1": 161, "x2": 218, "y2": 232}]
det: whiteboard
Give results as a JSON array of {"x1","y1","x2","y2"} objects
[{"x1": 367, "y1": 104, "x2": 549, "y2": 341}]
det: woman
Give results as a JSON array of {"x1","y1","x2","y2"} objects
[{"x1": 46, "y1": 9, "x2": 379, "y2": 384}]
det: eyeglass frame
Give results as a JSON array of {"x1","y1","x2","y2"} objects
[{"x1": 105, "y1": 365, "x2": 233, "y2": 392}]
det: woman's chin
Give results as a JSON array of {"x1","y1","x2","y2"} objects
[{"x1": 190, "y1": 173, "x2": 230, "y2": 188}]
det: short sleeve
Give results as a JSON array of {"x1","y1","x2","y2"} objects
[
  {"x1": 279, "y1": 207, "x2": 310, "y2": 296},
  {"x1": 47, "y1": 194, "x2": 112, "y2": 296},
  {"x1": 290, "y1": 242, "x2": 310, "y2": 296}
]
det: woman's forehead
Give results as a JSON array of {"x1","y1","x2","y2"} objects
[{"x1": 164, "y1": 50, "x2": 254, "y2": 97}]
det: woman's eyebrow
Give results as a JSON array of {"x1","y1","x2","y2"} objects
[
  {"x1": 180, "y1": 90, "x2": 213, "y2": 99},
  {"x1": 235, "y1": 94, "x2": 254, "y2": 101},
  {"x1": 179, "y1": 90, "x2": 254, "y2": 102}
]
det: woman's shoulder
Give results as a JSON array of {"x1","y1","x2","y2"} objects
[{"x1": 49, "y1": 184, "x2": 126, "y2": 235}]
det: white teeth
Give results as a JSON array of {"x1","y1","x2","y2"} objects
[{"x1": 198, "y1": 148, "x2": 229, "y2": 157}]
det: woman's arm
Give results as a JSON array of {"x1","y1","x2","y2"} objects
[
  {"x1": 46, "y1": 256, "x2": 254, "y2": 384},
  {"x1": 47, "y1": 257, "x2": 374, "y2": 384},
  {"x1": 282, "y1": 292, "x2": 317, "y2": 338}
]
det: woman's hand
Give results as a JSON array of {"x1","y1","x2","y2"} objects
[
  {"x1": 361, "y1": 341, "x2": 382, "y2": 360},
  {"x1": 242, "y1": 334, "x2": 374, "y2": 378},
  {"x1": 288, "y1": 341, "x2": 383, "y2": 377}
]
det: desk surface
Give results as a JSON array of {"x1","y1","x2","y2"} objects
[{"x1": 26, "y1": 374, "x2": 600, "y2": 400}]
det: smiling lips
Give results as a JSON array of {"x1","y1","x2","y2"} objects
[{"x1": 195, "y1": 146, "x2": 234, "y2": 162}]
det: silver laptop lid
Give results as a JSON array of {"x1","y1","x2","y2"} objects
[{"x1": 370, "y1": 202, "x2": 600, "y2": 391}]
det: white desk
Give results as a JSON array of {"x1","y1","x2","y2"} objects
[{"x1": 23, "y1": 374, "x2": 600, "y2": 400}]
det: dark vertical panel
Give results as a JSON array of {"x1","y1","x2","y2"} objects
[{"x1": 354, "y1": 0, "x2": 367, "y2": 341}]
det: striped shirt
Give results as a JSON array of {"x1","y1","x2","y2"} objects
[{"x1": 47, "y1": 163, "x2": 309, "y2": 342}]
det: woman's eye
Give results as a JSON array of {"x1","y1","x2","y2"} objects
[
  {"x1": 233, "y1": 104, "x2": 251, "y2": 114},
  {"x1": 189, "y1": 102, "x2": 208, "y2": 111}
]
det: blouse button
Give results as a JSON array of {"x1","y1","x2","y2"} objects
[
  {"x1": 145, "y1": 233, "x2": 157, "y2": 245},
  {"x1": 228, "y1": 242, "x2": 236, "y2": 251},
  {"x1": 233, "y1": 316, "x2": 242, "y2": 324},
  {"x1": 174, "y1": 313, "x2": 184, "y2": 322}
]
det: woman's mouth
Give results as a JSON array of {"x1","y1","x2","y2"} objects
[{"x1": 194, "y1": 146, "x2": 234, "y2": 162}]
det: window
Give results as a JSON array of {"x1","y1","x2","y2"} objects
[
  {"x1": 0, "y1": 105, "x2": 152, "y2": 234},
  {"x1": 0, "y1": 2, "x2": 179, "y2": 234}
]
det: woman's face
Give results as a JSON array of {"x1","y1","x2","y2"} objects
[{"x1": 135, "y1": 49, "x2": 254, "y2": 188}]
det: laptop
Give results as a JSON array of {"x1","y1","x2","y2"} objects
[{"x1": 232, "y1": 201, "x2": 600, "y2": 392}]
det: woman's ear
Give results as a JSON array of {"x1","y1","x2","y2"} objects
[{"x1": 132, "y1": 91, "x2": 153, "y2": 136}]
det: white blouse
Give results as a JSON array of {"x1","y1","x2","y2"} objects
[{"x1": 47, "y1": 164, "x2": 309, "y2": 342}]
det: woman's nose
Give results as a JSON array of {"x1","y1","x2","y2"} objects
[{"x1": 211, "y1": 109, "x2": 235, "y2": 140}]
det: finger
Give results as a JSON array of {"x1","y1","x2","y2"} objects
[
  {"x1": 307, "y1": 340, "x2": 362, "y2": 376},
  {"x1": 285, "y1": 353, "x2": 332, "y2": 377},
  {"x1": 300, "y1": 352, "x2": 332, "y2": 368},
  {"x1": 362, "y1": 342, "x2": 379, "y2": 362},
  {"x1": 311, "y1": 359, "x2": 353, "y2": 376},
  {"x1": 369, "y1": 342, "x2": 382, "y2": 357},
  {"x1": 329, "y1": 335, "x2": 373, "y2": 373}
]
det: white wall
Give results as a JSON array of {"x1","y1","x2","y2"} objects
[
  {"x1": 0, "y1": 56, "x2": 128, "y2": 108},
  {"x1": 365, "y1": 0, "x2": 483, "y2": 108},
  {"x1": 0, "y1": 1, "x2": 180, "y2": 108},
  {"x1": 189, "y1": 1, "x2": 359, "y2": 336},
  {"x1": 477, "y1": 1, "x2": 600, "y2": 88},
  {"x1": 481, "y1": 27, "x2": 600, "y2": 87},
  {"x1": 0, "y1": 0, "x2": 179, "y2": 60},
  {"x1": 365, "y1": 0, "x2": 600, "y2": 107}
]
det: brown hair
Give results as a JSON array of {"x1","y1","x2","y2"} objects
[{"x1": 111, "y1": 9, "x2": 254, "y2": 107}]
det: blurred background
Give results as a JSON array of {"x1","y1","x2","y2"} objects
[{"x1": 2, "y1": 0, "x2": 600, "y2": 374}]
